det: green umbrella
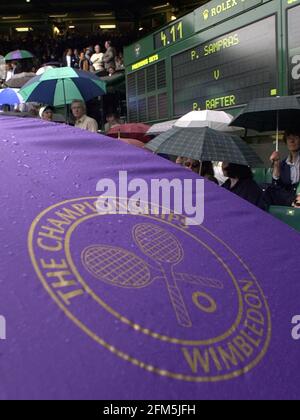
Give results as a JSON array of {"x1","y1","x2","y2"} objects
[
  {"x1": 146, "y1": 127, "x2": 264, "y2": 167},
  {"x1": 20, "y1": 67, "x2": 107, "y2": 121},
  {"x1": 5, "y1": 50, "x2": 34, "y2": 60},
  {"x1": 20, "y1": 67, "x2": 107, "y2": 107}
]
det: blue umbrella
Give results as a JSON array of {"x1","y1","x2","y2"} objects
[{"x1": 0, "y1": 88, "x2": 24, "y2": 105}]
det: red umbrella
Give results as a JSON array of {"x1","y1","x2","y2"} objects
[
  {"x1": 113, "y1": 137, "x2": 149, "y2": 149},
  {"x1": 108, "y1": 123, "x2": 152, "y2": 143}
]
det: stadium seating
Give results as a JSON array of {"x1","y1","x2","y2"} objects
[
  {"x1": 269, "y1": 206, "x2": 300, "y2": 232},
  {"x1": 252, "y1": 168, "x2": 267, "y2": 185}
]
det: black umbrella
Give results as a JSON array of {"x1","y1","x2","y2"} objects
[
  {"x1": 230, "y1": 96, "x2": 300, "y2": 151},
  {"x1": 146, "y1": 127, "x2": 264, "y2": 167}
]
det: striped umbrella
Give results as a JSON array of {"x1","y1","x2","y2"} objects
[
  {"x1": 19, "y1": 67, "x2": 107, "y2": 107},
  {"x1": 0, "y1": 88, "x2": 24, "y2": 105},
  {"x1": 5, "y1": 50, "x2": 34, "y2": 60}
]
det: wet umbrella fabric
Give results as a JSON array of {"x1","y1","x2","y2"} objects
[{"x1": 0, "y1": 116, "x2": 300, "y2": 400}]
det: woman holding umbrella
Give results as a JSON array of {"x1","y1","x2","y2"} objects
[{"x1": 268, "y1": 128, "x2": 300, "y2": 206}]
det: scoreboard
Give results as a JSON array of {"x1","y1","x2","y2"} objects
[
  {"x1": 172, "y1": 15, "x2": 277, "y2": 116},
  {"x1": 124, "y1": 0, "x2": 300, "y2": 123}
]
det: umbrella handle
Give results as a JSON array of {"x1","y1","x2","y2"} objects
[
  {"x1": 198, "y1": 161, "x2": 202, "y2": 177},
  {"x1": 276, "y1": 110, "x2": 279, "y2": 152}
]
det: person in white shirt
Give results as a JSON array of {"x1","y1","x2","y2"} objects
[
  {"x1": 71, "y1": 100, "x2": 98, "y2": 133},
  {"x1": 91, "y1": 45, "x2": 104, "y2": 72},
  {"x1": 63, "y1": 49, "x2": 75, "y2": 68},
  {"x1": 5, "y1": 63, "x2": 13, "y2": 82}
]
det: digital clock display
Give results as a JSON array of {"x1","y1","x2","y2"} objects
[
  {"x1": 172, "y1": 15, "x2": 278, "y2": 116},
  {"x1": 287, "y1": 4, "x2": 300, "y2": 95},
  {"x1": 154, "y1": 21, "x2": 183, "y2": 50}
]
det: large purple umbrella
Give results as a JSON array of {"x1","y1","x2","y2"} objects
[{"x1": 0, "y1": 116, "x2": 299, "y2": 400}]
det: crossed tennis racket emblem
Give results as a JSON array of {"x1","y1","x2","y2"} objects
[{"x1": 82, "y1": 223, "x2": 223, "y2": 328}]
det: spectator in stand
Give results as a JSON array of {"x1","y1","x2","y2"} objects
[
  {"x1": 222, "y1": 163, "x2": 265, "y2": 209},
  {"x1": 11, "y1": 61, "x2": 23, "y2": 75},
  {"x1": 108, "y1": 66, "x2": 116, "y2": 77},
  {"x1": 266, "y1": 128, "x2": 300, "y2": 207},
  {"x1": 85, "y1": 47, "x2": 93, "y2": 69},
  {"x1": 73, "y1": 49, "x2": 80, "y2": 69},
  {"x1": 91, "y1": 45, "x2": 104, "y2": 72},
  {"x1": 292, "y1": 184, "x2": 300, "y2": 207},
  {"x1": 103, "y1": 41, "x2": 116, "y2": 73},
  {"x1": 63, "y1": 48, "x2": 75, "y2": 68},
  {"x1": 5, "y1": 63, "x2": 13, "y2": 81},
  {"x1": 79, "y1": 51, "x2": 90, "y2": 72},
  {"x1": 176, "y1": 157, "x2": 219, "y2": 184},
  {"x1": 39, "y1": 105, "x2": 54, "y2": 122},
  {"x1": 115, "y1": 53, "x2": 124, "y2": 71},
  {"x1": 104, "y1": 113, "x2": 122, "y2": 132},
  {"x1": 71, "y1": 100, "x2": 98, "y2": 133}
]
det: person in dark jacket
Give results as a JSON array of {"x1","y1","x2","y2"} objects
[
  {"x1": 222, "y1": 163, "x2": 265, "y2": 209},
  {"x1": 79, "y1": 51, "x2": 90, "y2": 72},
  {"x1": 62, "y1": 48, "x2": 76, "y2": 68},
  {"x1": 266, "y1": 129, "x2": 300, "y2": 206},
  {"x1": 102, "y1": 41, "x2": 116, "y2": 73}
]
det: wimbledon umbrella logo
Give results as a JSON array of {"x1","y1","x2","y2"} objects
[{"x1": 28, "y1": 197, "x2": 271, "y2": 382}]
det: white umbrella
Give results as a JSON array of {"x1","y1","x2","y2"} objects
[
  {"x1": 174, "y1": 110, "x2": 240, "y2": 132},
  {"x1": 36, "y1": 66, "x2": 55, "y2": 76},
  {"x1": 147, "y1": 119, "x2": 178, "y2": 135}
]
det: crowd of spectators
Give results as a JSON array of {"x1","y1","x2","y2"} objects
[
  {"x1": 1, "y1": 32, "x2": 299, "y2": 215},
  {"x1": 175, "y1": 129, "x2": 300, "y2": 210},
  {"x1": 0, "y1": 30, "x2": 132, "y2": 64},
  {"x1": 0, "y1": 31, "x2": 127, "y2": 81}
]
